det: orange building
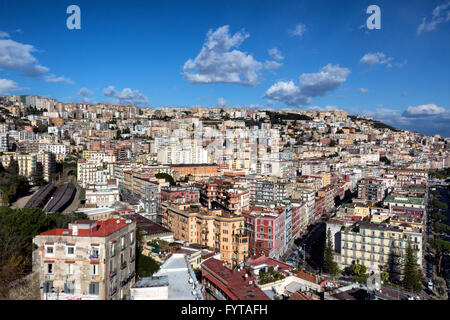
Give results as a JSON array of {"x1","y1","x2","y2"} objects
[{"x1": 170, "y1": 164, "x2": 218, "y2": 178}]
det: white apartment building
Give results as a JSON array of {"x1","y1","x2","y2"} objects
[{"x1": 32, "y1": 219, "x2": 137, "y2": 300}]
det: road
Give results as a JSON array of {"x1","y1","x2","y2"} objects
[{"x1": 9, "y1": 187, "x2": 40, "y2": 209}]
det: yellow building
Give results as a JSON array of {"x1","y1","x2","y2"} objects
[
  {"x1": 161, "y1": 202, "x2": 248, "y2": 267},
  {"x1": 82, "y1": 150, "x2": 98, "y2": 160},
  {"x1": 0, "y1": 152, "x2": 37, "y2": 178}
]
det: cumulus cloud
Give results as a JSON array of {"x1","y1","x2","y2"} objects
[
  {"x1": 402, "y1": 104, "x2": 447, "y2": 117},
  {"x1": 264, "y1": 60, "x2": 283, "y2": 71},
  {"x1": 0, "y1": 31, "x2": 10, "y2": 38},
  {"x1": 359, "y1": 88, "x2": 369, "y2": 93},
  {"x1": 307, "y1": 105, "x2": 342, "y2": 111},
  {"x1": 417, "y1": 1, "x2": 450, "y2": 35},
  {"x1": 0, "y1": 39, "x2": 51, "y2": 77},
  {"x1": 78, "y1": 87, "x2": 94, "y2": 103},
  {"x1": 43, "y1": 74, "x2": 73, "y2": 84},
  {"x1": 264, "y1": 81, "x2": 311, "y2": 107},
  {"x1": 183, "y1": 25, "x2": 262, "y2": 86},
  {"x1": 79, "y1": 87, "x2": 94, "y2": 97},
  {"x1": 103, "y1": 86, "x2": 150, "y2": 106},
  {"x1": 360, "y1": 52, "x2": 393, "y2": 66},
  {"x1": 0, "y1": 78, "x2": 20, "y2": 95},
  {"x1": 364, "y1": 105, "x2": 450, "y2": 137},
  {"x1": 289, "y1": 23, "x2": 307, "y2": 37},
  {"x1": 263, "y1": 64, "x2": 350, "y2": 107},
  {"x1": 268, "y1": 47, "x2": 284, "y2": 60}
]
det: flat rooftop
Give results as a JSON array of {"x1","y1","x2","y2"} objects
[{"x1": 153, "y1": 253, "x2": 201, "y2": 300}]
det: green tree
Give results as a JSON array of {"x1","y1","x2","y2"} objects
[
  {"x1": 432, "y1": 199, "x2": 448, "y2": 211},
  {"x1": 402, "y1": 241, "x2": 422, "y2": 292},
  {"x1": 380, "y1": 156, "x2": 391, "y2": 165},
  {"x1": 155, "y1": 172, "x2": 176, "y2": 186},
  {"x1": 323, "y1": 228, "x2": 339, "y2": 276},
  {"x1": 429, "y1": 238, "x2": 450, "y2": 274}
]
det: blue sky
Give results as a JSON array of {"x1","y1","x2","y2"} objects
[{"x1": 0, "y1": 0, "x2": 449, "y2": 136}]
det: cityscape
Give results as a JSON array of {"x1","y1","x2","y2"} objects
[{"x1": 0, "y1": 0, "x2": 449, "y2": 304}]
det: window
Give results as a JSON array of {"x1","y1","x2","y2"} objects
[
  {"x1": 43, "y1": 281, "x2": 53, "y2": 293},
  {"x1": 67, "y1": 263, "x2": 74, "y2": 275},
  {"x1": 66, "y1": 246, "x2": 75, "y2": 256},
  {"x1": 90, "y1": 246, "x2": 100, "y2": 259},
  {"x1": 45, "y1": 245, "x2": 55, "y2": 257},
  {"x1": 121, "y1": 237, "x2": 125, "y2": 250},
  {"x1": 64, "y1": 281, "x2": 75, "y2": 294},
  {"x1": 92, "y1": 264, "x2": 99, "y2": 276},
  {"x1": 89, "y1": 282, "x2": 99, "y2": 295},
  {"x1": 47, "y1": 263, "x2": 53, "y2": 274},
  {"x1": 110, "y1": 242, "x2": 115, "y2": 256}
]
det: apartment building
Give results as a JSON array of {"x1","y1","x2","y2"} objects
[
  {"x1": 199, "y1": 179, "x2": 250, "y2": 215},
  {"x1": 170, "y1": 163, "x2": 218, "y2": 178},
  {"x1": 161, "y1": 202, "x2": 248, "y2": 266},
  {"x1": 32, "y1": 219, "x2": 137, "y2": 300},
  {"x1": 85, "y1": 181, "x2": 120, "y2": 207},
  {"x1": 357, "y1": 177, "x2": 388, "y2": 203},
  {"x1": 0, "y1": 152, "x2": 37, "y2": 178},
  {"x1": 328, "y1": 220, "x2": 423, "y2": 277}
]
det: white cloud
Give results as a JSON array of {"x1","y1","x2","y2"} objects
[
  {"x1": 183, "y1": 25, "x2": 262, "y2": 86},
  {"x1": 403, "y1": 104, "x2": 447, "y2": 116},
  {"x1": 289, "y1": 23, "x2": 307, "y2": 37},
  {"x1": 0, "y1": 31, "x2": 10, "y2": 38},
  {"x1": 263, "y1": 64, "x2": 350, "y2": 107},
  {"x1": 264, "y1": 60, "x2": 283, "y2": 71},
  {"x1": 359, "y1": 52, "x2": 393, "y2": 66},
  {"x1": 0, "y1": 78, "x2": 20, "y2": 95},
  {"x1": 307, "y1": 105, "x2": 342, "y2": 111},
  {"x1": 264, "y1": 81, "x2": 310, "y2": 107},
  {"x1": 417, "y1": 1, "x2": 450, "y2": 35},
  {"x1": 0, "y1": 39, "x2": 50, "y2": 76},
  {"x1": 103, "y1": 86, "x2": 150, "y2": 106},
  {"x1": 79, "y1": 87, "x2": 93, "y2": 97},
  {"x1": 268, "y1": 47, "x2": 284, "y2": 60},
  {"x1": 78, "y1": 87, "x2": 94, "y2": 103},
  {"x1": 298, "y1": 64, "x2": 351, "y2": 97},
  {"x1": 43, "y1": 74, "x2": 73, "y2": 84},
  {"x1": 217, "y1": 97, "x2": 227, "y2": 107},
  {"x1": 359, "y1": 88, "x2": 369, "y2": 93}
]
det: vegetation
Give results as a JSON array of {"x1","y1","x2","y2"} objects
[
  {"x1": 155, "y1": 172, "x2": 177, "y2": 186},
  {"x1": 432, "y1": 199, "x2": 448, "y2": 211},
  {"x1": 380, "y1": 156, "x2": 391, "y2": 165},
  {"x1": 0, "y1": 207, "x2": 87, "y2": 298},
  {"x1": 258, "y1": 266, "x2": 285, "y2": 285},
  {"x1": 371, "y1": 120, "x2": 400, "y2": 132},
  {"x1": 429, "y1": 168, "x2": 450, "y2": 180},
  {"x1": 434, "y1": 222, "x2": 450, "y2": 234},
  {"x1": 402, "y1": 241, "x2": 423, "y2": 292},
  {"x1": 135, "y1": 227, "x2": 160, "y2": 278},
  {"x1": 136, "y1": 253, "x2": 160, "y2": 278},
  {"x1": 0, "y1": 161, "x2": 31, "y2": 205},
  {"x1": 322, "y1": 228, "x2": 340, "y2": 276},
  {"x1": 429, "y1": 238, "x2": 450, "y2": 274},
  {"x1": 265, "y1": 111, "x2": 312, "y2": 124},
  {"x1": 351, "y1": 263, "x2": 369, "y2": 283},
  {"x1": 432, "y1": 212, "x2": 447, "y2": 222},
  {"x1": 32, "y1": 124, "x2": 48, "y2": 134}
]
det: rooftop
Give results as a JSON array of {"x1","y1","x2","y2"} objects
[{"x1": 38, "y1": 218, "x2": 133, "y2": 237}]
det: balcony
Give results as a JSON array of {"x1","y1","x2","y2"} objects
[
  {"x1": 89, "y1": 253, "x2": 100, "y2": 260},
  {"x1": 130, "y1": 255, "x2": 136, "y2": 262},
  {"x1": 121, "y1": 261, "x2": 127, "y2": 270},
  {"x1": 110, "y1": 268, "x2": 117, "y2": 278}
]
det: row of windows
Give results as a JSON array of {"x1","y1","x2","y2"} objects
[{"x1": 42, "y1": 281, "x2": 100, "y2": 295}]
